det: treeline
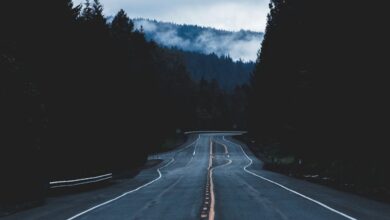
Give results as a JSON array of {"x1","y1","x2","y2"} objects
[
  {"x1": 172, "y1": 49, "x2": 254, "y2": 91},
  {"x1": 249, "y1": 0, "x2": 389, "y2": 197},
  {"x1": 134, "y1": 18, "x2": 262, "y2": 41},
  {"x1": 0, "y1": 0, "x2": 247, "y2": 211},
  {"x1": 1, "y1": 0, "x2": 165, "y2": 208},
  {"x1": 155, "y1": 48, "x2": 250, "y2": 131},
  {"x1": 133, "y1": 18, "x2": 263, "y2": 66}
]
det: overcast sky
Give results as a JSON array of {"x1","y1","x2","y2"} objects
[{"x1": 73, "y1": 0, "x2": 269, "y2": 32}]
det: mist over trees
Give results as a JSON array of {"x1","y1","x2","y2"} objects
[
  {"x1": 133, "y1": 18, "x2": 264, "y2": 62},
  {"x1": 132, "y1": 19, "x2": 257, "y2": 91},
  {"x1": 249, "y1": 0, "x2": 389, "y2": 196}
]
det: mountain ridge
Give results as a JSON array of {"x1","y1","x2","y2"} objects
[
  {"x1": 133, "y1": 18, "x2": 263, "y2": 62},
  {"x1": 133, "y1": 18, "x2": 261, "y2": 35},
  {"x1": 105, "y1": 16, "x2": 258, "y2": 91}
]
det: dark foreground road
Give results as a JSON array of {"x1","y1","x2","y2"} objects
[{"x1": 4, "y1": 133, "x2": 390, "y2": 220}]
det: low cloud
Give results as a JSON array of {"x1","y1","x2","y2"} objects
[
  {"x1": 135, "y1": 19, "x2": 158, "y2": 32},
  {"x1": 134, "y1": 19, "x2": 263, "y2": 62},
  {"x1": 192, "y1": 30, "x2": 262, "y2": 62},
  {"x1": 155, "y1": 30, "x2": 192, "y2": 49}
]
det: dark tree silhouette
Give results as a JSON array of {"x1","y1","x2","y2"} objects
[
  {"x1": 249, "y1": 0, "x2": 389, "y2": 196},
  {"x1": 1, "y1": 0, "x2": 250, "y2": 213}
]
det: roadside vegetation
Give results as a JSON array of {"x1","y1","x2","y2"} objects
[
  {"x1": 0, "y1": 0, "x2": 247, "y2": 215},
  {"x1": 248, "y1": 0, "x2": 389, "y2": 202}
]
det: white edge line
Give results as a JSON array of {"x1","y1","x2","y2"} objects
[
  {"x1": 193, "y1": 135, "x2": 200, "y2": 156},
  {"x1": 186, "y1": 135, "x2": 201, "y2": 166},
  {"x1": 222, "y1": 136, "x2": 357, "y2": 220},
  {"x1": 148, "y1": 135, "x2": 200, "y2": 158},
  {"x1": 66, "y1": 158, "x2": 175, "y2": 220},
  {"x1": 211, "y1": 159, "x2": 232, "y2": 171},
  {"x1": 50, "y1": 174, "x2": 112, "y2": 184},
  {"x1": 50, "y1": 177, "x2": 112, "y2": 189}
]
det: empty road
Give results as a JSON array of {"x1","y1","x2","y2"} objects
[{"x1": 4, "y1": 133, "x2": 390, "y2": 220}]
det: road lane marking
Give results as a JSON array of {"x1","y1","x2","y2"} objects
[
  {"x1": 208, "y1": 159, "x2": 232, "y2": 220},
  {"x1": 67, "y1": 158, "x2": 174, "y2": 219},
  {"x1": 179, "y1": 135, "x2": 200, "y2": 155},
  {"x1": 163, "y1": 134, "x2": 200, "y2": 167},
  {"x1": 148, "y1": 135, "x2": 200, "y2": 159},
  {"x1": 185, "y1": 135, "x2": 201, "y2": 166},
  {"x1": 206, "y1": 138, "x2": 233, "y2": 220},
  {"x1": 189, "y1": 134, "x2": 201, "y2": 156},
  {"x1": 66, "y1": 159, "x2": 175, "y2": 220},
  {"x1": 208, "y1": 139, "x2": 215, "y2": 220},
  {"x1": 193, "y1": 138, "x2": 199, "y2": 156},
  {"x1": 213, "y1": 139, "x2": 231, "y2": 159},
  {"x1": 222, "y1": 136, "x2": 358, "y2": 220},
  {"x1": 209, "y1": 138, "x2": 213, "y2": 168},
  {"x1": 202, "y1": 138, "x2": 214, "y2": 220},
  {"x1": 222, "y1": 142, "x2": 228, "y2": 155}
]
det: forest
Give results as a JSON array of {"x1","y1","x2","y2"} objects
[
  {"x1": 173, "y1": 49, "x2": 253, "y2": 91},
  {"x1": 132, "y1": 18, "x2": 263, "y2": 62},
  {"x1": 0, "y1": 0, "x2": 246, "y2": 211},
  {"x1": 248, "y1": 0, "x2": 389, "y2": 200},
  {"x1": 1, "y1": 0, "x2": 388, "y2": 215}
]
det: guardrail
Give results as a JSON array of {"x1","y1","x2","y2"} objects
[{"x1": 49, "y1": 173, "x2": 113, "y2": 189}]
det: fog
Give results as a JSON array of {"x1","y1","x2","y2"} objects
[{"x1": 134, "y1": 19, "x2": 263, "y2": 62}]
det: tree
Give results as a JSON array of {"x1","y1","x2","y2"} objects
[
  {"x1": 111, "y1": 9, "x2": 134, "y2": 38},
  {"x1": 249, "y1": 0, "x2": 390, "y2": 191},
  {"x1": 81, "y1": 0, "x2": 93, "y2": 21}
]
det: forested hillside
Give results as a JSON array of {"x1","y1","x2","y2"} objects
[
  {"x1": 133, "y1": 18, "x2": 263, "y2": 62},
  {"x1": 171, "y1": 49, "x2": 254, "y2": 91},
  {"x1": 249, "y1": 0, "x2": 389, "y2": 198},
  {"x1": 132, "y1": 19, "x2": 258, "y2": 91}
]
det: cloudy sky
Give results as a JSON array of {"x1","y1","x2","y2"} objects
[{"x1": 73, "y1": 0, "x2": 270, "y2": 32}]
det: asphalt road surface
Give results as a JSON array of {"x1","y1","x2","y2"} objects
[{"x1": 4, "y1": 133, "x2": 390, "y2": 220}]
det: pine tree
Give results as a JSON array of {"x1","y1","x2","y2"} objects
[
  {"x1": 81, "y1": 0, "x2": 93, "y2": 21},
  {"x1": 91, "y1": 0, "x2": 106, "y2": 25},
  {"x1": 111, "y1": 9, "x2": 134, "y2": 38}
]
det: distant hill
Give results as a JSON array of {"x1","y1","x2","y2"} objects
[
  {"x1": 133, "y1": 18, "x2": 264, "y2": 62},
  {"x1": 128, "y1": 19, "x2": 260, "y2": 91},
  {"x1": 170, "y1": 49, "x2": 254, "y2": 91}
]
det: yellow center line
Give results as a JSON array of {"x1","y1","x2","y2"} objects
[
  {"x1": 205, "y1": 137, "x2": 232, "y2": 220},
  {"x1": 208, "y1": 138, "x2": 215, "y2": 220},
  {"x1": 208, "y1": 138, "x2": 213, "y2": 169}
]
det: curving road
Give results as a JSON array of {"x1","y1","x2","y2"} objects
[{"x1": 4, "y1": 133, "x2": 390, "y2": 220}]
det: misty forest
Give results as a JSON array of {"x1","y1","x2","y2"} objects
[{"x1": 1, "y1": 0, "x2": 388, "y2": 216}]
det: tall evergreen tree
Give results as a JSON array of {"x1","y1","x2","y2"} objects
[
  {"x1": 249, "y1": 0, "x2": 389, "y2": 191},
  {"x1": 111, "y1": 9, "x2": 134, "y2": 38}
]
